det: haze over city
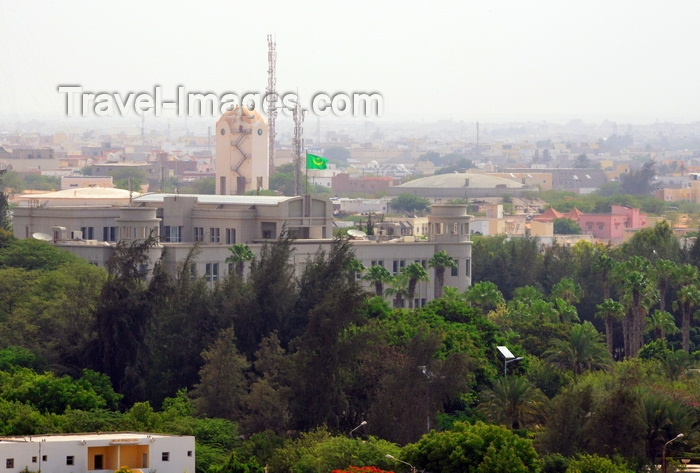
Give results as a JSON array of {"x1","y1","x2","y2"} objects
[{"x1": 2, "y1": 0, "x2": 700, "y2": 125}]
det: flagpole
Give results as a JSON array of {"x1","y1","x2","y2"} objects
[{"x1": 305, "y1": 148, "x2": 308, "y2": 195}]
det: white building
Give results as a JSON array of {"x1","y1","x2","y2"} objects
[
  {"x1": 11, "y1": 192, "x2": 472, "y2": 307},
  {"x1": 0, "y1": 432, "x2": 194, "y2": 473}
]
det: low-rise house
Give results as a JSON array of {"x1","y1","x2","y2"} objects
[{"x1": 0, "y1": 432, "x2": 194, "y2": 473}]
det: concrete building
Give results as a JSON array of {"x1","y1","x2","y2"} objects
[
  {"x1": 0, "y1": 432, "x2": 194, "y2": 473},
  {"x1": 11, "y1": 193, "x2": 472, "y2": 307},
  {"x1": 215, "y1": 106, "x2": 269, "y2": 195}
]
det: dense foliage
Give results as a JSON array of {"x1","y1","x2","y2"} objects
[{"x1": 0, "y1": 225, "x2": 698, "y2": 473}]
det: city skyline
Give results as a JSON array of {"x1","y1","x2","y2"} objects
[{"x1": 1, "y1": 1, "x2": 700, "y2": 125}]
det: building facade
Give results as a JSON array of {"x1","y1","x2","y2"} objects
[
  {"x1": 11, "y1": 194, "x2": 472, "y2": 307},
  {"x1": 0, "y1": 432, "x2": 194, "y2": 473}
]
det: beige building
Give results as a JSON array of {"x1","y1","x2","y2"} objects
[
  {"x1": 11, "y1": 194, "x2": 472, "y2": 307},
  {"x1": 215, "y1": 105, "x2": 269, "y2": 195}
]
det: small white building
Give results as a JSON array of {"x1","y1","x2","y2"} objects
[{"x1": 0, "y1": 432, "x2": 195, "y2": 473}]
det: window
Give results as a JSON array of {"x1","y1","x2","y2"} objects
[
  {"x1": 465, "y1": 258, "x2": 471, "y2": 277},
  {"x1": 598, "y1": 223, "x2": 604, "y2": 230},
  {"x1": 42, "y1": 455, "x2": 47, "y2": 462},
  {"x1": 400, "y1": 259, "x2": 406, "y2": 270},
  {"x1": 206, "y1": 263, "x2": 219, "y2": 282},
  {"x1": 165, "y1": 225, "x2": 182, "y2": 243},
  {"x1": 103, "y1": 226, "x2": 116, "y2": 242},
  {"x1": 451, "y1": 262, "x2": 458, "y2": 277},
  {"x1": 187, "y1": 451, "x2": 193, "y2": 457},
  {"x1": 6, "y1": 459, "x2": 14, "y2": 468},
  {"x1": 67, "y1": 456, "x2": 74, "y2": 465},
  {"x1": 31, "y1": 457, "x2": 37, "y2": 463},
  {"x1": 392, "y1": 260, "x2": 398, "y2": 274},
  {"x1": 210, "y1": 227, "x2": 220, "y2": 243},
  {"x1": 226, "y1": 228, "x2": 236, "y2": 245},
  {"x1": 81, "y1": 226, "x2": 94, "y2": 239},
  {"x1": 162, "y1": 452, "x2": 170, "y2": 461},
  {"x1": 194, "y1": 227, "x2": 204, "y2": 242}
]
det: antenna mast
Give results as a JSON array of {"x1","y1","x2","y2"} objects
[
  {"x1": 292, "y1": 99, "x2": 305, "y2": 195},
  {"x1": 267, "y1": 34, "x2": 277, "y2": 174}
]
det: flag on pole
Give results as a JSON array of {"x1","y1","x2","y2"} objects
[{"x1": 306, "y1": 153, "x2": 328, "y2": 170}]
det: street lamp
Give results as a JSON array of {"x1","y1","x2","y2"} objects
[
  {"x1": 497, "y1": 346, "x2": 524, "y2": 376},
  {"x1": 386, "y1": 454, "x2": 416, "y2": 473},
  {"x1": 662, "y1": 433, "x2": 683, "y2": 473},
  {"x1": 349, "y1": 420, "x2": 367, "y2": 437}
]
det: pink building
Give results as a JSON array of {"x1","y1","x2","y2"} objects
[{"x1": 577, "y1": 205, "x2": 647, "y2": 241}]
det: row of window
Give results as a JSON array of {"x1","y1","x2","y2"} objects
[
  {"x1": 5, "y1": 450, "x2": 192, "y2": 468},
  {"x1": 172, "y1": 226, "x2": 237, "y2": 244}
]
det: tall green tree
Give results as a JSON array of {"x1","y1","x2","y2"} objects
[
  {"x1": 595, "y1": 299, "x2": 624, "y2": 356},
  {"x1": 401, "y1": 262, "x2": 429, "y2": 309},
  {"x1": 362, "y1": 265, "x2": 392, "y2": 297},
  {"x1": 428, "y1": 250, "x2": 457, "y2": 299},
  {"x1": 87, "y1": 235, "x2": 160, "y2": 403},
  {"x1": 192, "y1": 327, "x2": 250, "y2": 421}
]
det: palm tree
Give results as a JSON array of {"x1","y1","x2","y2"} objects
[
  {"x1": 594, "y1": 252, "x2": 616, "y2": 300},
  {"x1": 225, "y1": 243, "x2": 255, "y2": 279},
  {"x1": 385, "y1": 273, "x2": 409, "y2": 309},
  {"x1": 615, "y1": 257, "x2": 657, "y2": 358},
  {"x1": 595, "y1": 298, "x2": 625, "y2": 355},
  {"x1": 465, "y1": 281, "x2": 505, "y2": 313},
  {"x1": 545, "y1": 322, "x2": 612, "y2": 376},
  {"x1": 477, "y1": 376, "x2": 546, "y2": 430},
  {"x1": 673, "y1": 284, "x2": 700, "y2": 353},
  {"x1": 654, "y1": 259, "x2": 678, "y2": 313},
  {"x1": 362, "y1": 265, "x2": 392, "y2": 297},
  {"x1": 428, "y1": 250, "x2": 457, "y2": 299},
  {"x1": 401, "y1": 262, "x2": 429, "y2": 309},
  {"x1": 550, "y1": 277, "x2": 584, "y2": 305},
  {"x1": 645, "y1": 309, "x2": 679, "y2": 341}
]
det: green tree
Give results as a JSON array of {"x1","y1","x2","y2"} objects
[
  {"x1": 672, "y1": 284, "x2": 700, "y2": 353},
  {"x1": 545, "y1": 322, "x2": 612, "y2": 376},
  {"x1": 565, "y1": 454, "x2": 633, "y2": 473},
  {"x1": 389, "y1": 194, "x2": 431, "y2": 214},
  {"x1": 87, "y1": 235, "x2": 160, "y2": 403},
  {"x1": 645, "y1": 310, "x2": 679, "y2": 341},
  {"x1": 464, "y1": 281, "x2": 505, "y2": 313},
  {"x1": 550, "y1": 277, "x2": 583, "y2": 305},
  {"x1": 362, "y1": 265, "x2": 392, "y2": 297},
  {"x1": 428, "y1": 250, "x2": 457, "y2": 299},
  {"x1": 595, "y1": 299, "x2": 625, "y2": 355},
  {"x1": 401, "y1": 262, "x2": 429, "y2": 309},
  {"x1": 109, "y1": 167, "x2": 148, "y2": 191},
  {"x1": 225, "y1": 243, "x2": 255, "y2": 279},
  {"x1": 402, "y1": 421, "x2": 540, "y2": 473},
  {"x1": 385, "y1": 274, "x2": 409, "y2": 309},
  {"x1": 477, "y1": 376, "x2": 546, "y2": 429},
  {"x1": 192, "y1": 327, "x2": 250, "y2": 421},
  {"x1": 553, "y1": 218, "x2": 581, "y2": 235}
]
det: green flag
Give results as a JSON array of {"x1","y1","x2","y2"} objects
[{"x1": 306, "y1": 153, "x2": 328, "y2": 170}]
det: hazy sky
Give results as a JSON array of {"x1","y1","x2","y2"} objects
[{"x1": 1, "y1": 0, "x2": 700, "y2": 124}]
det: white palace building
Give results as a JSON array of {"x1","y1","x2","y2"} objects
[
  {"x1": 0, "y1": 432, "x2": 195, "y2": 473},
  {"x1": 12, "y1": 190, "x2": 472, "y2": 307}
]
